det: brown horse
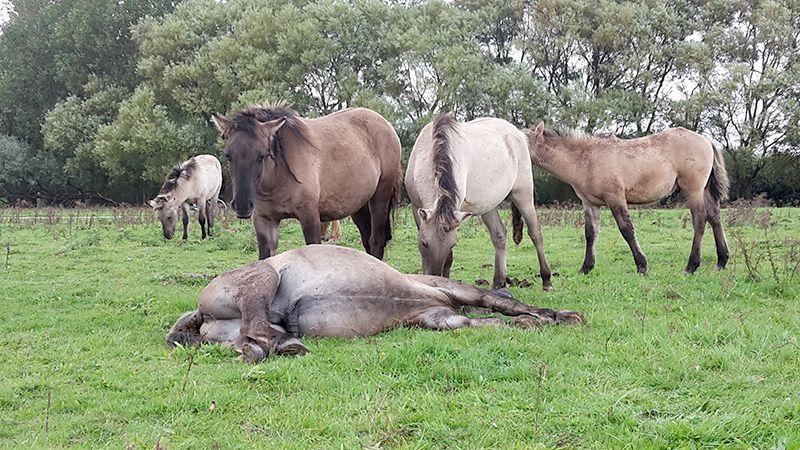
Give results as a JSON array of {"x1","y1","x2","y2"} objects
[
  {"x1": 320, "y1": 220, "x2": 341, "y2": 244},
  {"x1": 524, "y1": 123, "x2": 729, "y2": 274},
  {"x1": 211, "y1": 105, "x2": 402, "y2": 260}
]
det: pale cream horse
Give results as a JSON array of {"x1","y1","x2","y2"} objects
[
  {"x1": 149, "y1": 154, "x2": 223, "y2": 240},
  {"x1": 405, "y1": 113, "x2": 552, "y2": 291},
  {"x1": 523, "y1": 123, "x2": 729, "y2": 274}
]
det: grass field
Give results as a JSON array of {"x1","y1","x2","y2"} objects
[{"x1": 0, "y1": 205, "x2": 798, "y2": 449}]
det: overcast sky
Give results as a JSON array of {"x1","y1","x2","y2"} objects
[{"x1": 0, "y1": 0, "x2": 11, "y2": 28}]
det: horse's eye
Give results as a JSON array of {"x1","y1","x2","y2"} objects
[
  {"x1": 257, "y1": 154, "x2": 265, "y2": 163},
  {"x1": 224, "y1": 153, "x2": 231, "y2": 161},
  {"x1": 421, "y1": 240, "x2": 429, "y2": 249}
]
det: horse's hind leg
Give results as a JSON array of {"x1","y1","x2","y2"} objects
[
  {"x1": 481, "y1": 209, "x2": 508, "y2": 289},
  {"x1": 197, "y1": 200, "x2": 208, "y2": 239},
  {"x1": 509, "y1": 190, "x2": 553, "y2": 290},
  {"x1": 608, "y1": 201, "x2": 648, "y2": 273},
  {"x1": 412, "y1": 306, "x2": 504, "y2": 330},
  {"x1": 684, "y1": 190, "x2": 708, "y2": 274},
  {"x1": 408, "y1": 275, "x2": 584, "y2": 325},
  {"x1": 367, "y1": 184, "x2": 393, "y2": 260},
  {"x1": 206, "y1": 196, "x2": 218, "y2": 237},
  {"x1": 166, "y1": 310, "x2": 205, "y2": 348},
  {"x1": 351, "y1": 205, "x2": 372, "y2": 255},
  {"x1": 579, "y1": 202, "x2": 601, "y2": 274},
  {"x1": 705, "y1": 191, "x2": 729, "y2": 269}
]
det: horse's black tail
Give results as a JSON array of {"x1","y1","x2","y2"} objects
[
  {"x1": 511, "y1": 203, "x2": 523, "y2": 245},
  {"x1": 707, "y1": 142, "x2": 729, "y2": 203},
  {"x1": 384, "y1": 159, "x2": 403, "y2": 243}
]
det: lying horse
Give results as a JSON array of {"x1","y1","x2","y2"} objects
[
  {"x1": 405, "y1": 113, "x2": 553, "y2": 290},
  {"x1": 166, "y1": 246, "x2": 583, "y2": 362},
  {"x1": 149, "y1": 154, "x2": 223, "y2": 240},
  {"x1": 211, "y1": 104, "x2": 402, "y2": 260},
  {"x1": 524, "y1": 123, "x2": 729, "y2": 274}
]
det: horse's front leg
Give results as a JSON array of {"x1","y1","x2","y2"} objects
[
  {"x1": 608, "y1": 201, "x2": 648, "y2": 274},
  {"x1": 481, "y1": 209, "x2": 508, "y2": 289},
  {"x1": 298, "y1": 208, "x2": 322, "y2": 245},
  {"x1": 253, "y1": 214, "x2": 279, "y2": 260},
  {"x1": 579, "y1": 202, "x2": 601, "y2": 274},
  {"x1": 181, "y1": 203, "x2": 190, "y2": 240},
  {"x1": 234, "y1": 265, "x2": 307, "y2": 361}
]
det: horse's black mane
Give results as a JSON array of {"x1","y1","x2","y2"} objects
[
  {"x1": 159, "y1": 158, "x2": 197, "y2": 194},
  {"x1": 543, "y1": 127, "x2": 616, "y2": 140},
  {"x1": 229, "y1": 104, "x2": 315, "y2": 182},
  {"x1": 431, "y1": 113, "x2": 460, "y2": 231}
]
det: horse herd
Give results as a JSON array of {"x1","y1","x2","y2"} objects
[{"x1": 153, "y1": 104, "x2": 730, "y2": 362}]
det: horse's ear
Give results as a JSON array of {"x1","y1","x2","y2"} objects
[
  {"x1": 148, "y1": 199, "x2": 157, "y2": 208},
  {"x1": 211, "y1": 113, "x2": 233, "y2": 137},
  {"x1": 532, "y1": 121, "x2": 545, "y2": 137},
  {"x1": 454, "y1": 211, "x2": 472, "y2": 223},
  {"x1": 256, "y1": 117, "x2": 286, "y2": 138},
  {"x1": 418, "y1": 208, "x2": 433, "y2": 222}
]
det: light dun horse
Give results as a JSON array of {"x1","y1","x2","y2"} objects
[
  {"x1": 406, "y1": 113, "x2": 552, "y2": 291},
  {"x1": 211, "y1": 105, "x2": 402, "y2": 260},
  {"x1": 524, "y1": 123, "x2": 729, "y2": 274},
  {"x1": 149, "y1": 154, "x2": 223, "y2": 240}
]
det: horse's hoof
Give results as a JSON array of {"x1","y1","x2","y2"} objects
[
  {"x1": 275, "y1": 338, "x2": 308, "y2": 357},
  {"x1": 556, "y1": 310, "x2": 586, "y2": 325},
  {"x1": 241, "y1": 342, "x2": 268, "y2": 363},
  {"x1": 542, "y1": 284, "x2": 554, "y2": 292},
  {"x1": 511, "y1": 314, "x2": 548, "y2": 329}
]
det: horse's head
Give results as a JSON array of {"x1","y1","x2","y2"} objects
[
  {"x1": 524, "y1": 121, "x2": 545, "y2": 157},
  {"x1": 149, "y1": 194, "x2": 180, "y2": 239},
  {"x1": 211, "y1": 111, "x2": 286, "y2": 219},
  {"x1": 417, "y1": 208, "x2": 471, "y2": 276}
]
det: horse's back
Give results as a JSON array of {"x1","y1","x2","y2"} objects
[
  {"x1": 310, "y1": 108, "x2": 401, "y2": 177},
  {"x1": 190, "y1": 154, "x2": 223, "y2": 199},
  {"x1": 407, "y1": 116, "x2": 529, "y2": 213}
]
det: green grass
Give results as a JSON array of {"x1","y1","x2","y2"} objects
[{"x1": 0, "y1": 206, "x2": 798, "y2": 449}]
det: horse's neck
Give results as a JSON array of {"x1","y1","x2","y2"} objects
[
  {"x1": 260, "y1": 133, "x2": 315, "y2": 189},
  {"x1": 532, "y1": 139, "x2": 584, "y2": 185},
  {"x1": 169, "y1": 181, "x2": 194, "y2": 204}
]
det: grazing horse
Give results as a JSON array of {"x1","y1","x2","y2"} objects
[
  {"x1": 166, "y1": 246, "x2": 583, "y2": 362},
  {"x1": 405, "y1": 113, "x2": 553, "y2": 290},
  {"x1": 211, "y1": 104, "x2": 402, "y2": 260},
  {"x1": 524, "y1": 123, "x2": 730, "y2": 274},
  {"x1": 149, "y1": 154, "x2": 222, "y2": 240}
]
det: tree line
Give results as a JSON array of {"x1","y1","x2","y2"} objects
[{"x1": 1, "y1": 0, "x2": 798, "y2": 205}]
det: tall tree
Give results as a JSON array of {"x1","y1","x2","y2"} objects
[
  {"x1": 0, "y1": 0, "x2": 176, "y2": 146},
  {"x1": 670, "y1": 0, "x2": 800, "y2": 198}
]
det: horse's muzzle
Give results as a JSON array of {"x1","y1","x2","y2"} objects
[{"x1": 232, "y1": 199, "x2": 253, "y2": 219}]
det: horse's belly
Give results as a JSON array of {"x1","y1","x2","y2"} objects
[
  {"x1": 626, "y1": 173, "x2": 676, "y2": 204},
  {"x1": 296, "y1": 296, "x2": 421, "y2": 338}
]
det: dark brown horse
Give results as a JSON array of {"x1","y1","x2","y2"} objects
[{"x1": 211, "y1": 104, "x2": 402, "y2": 260}]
